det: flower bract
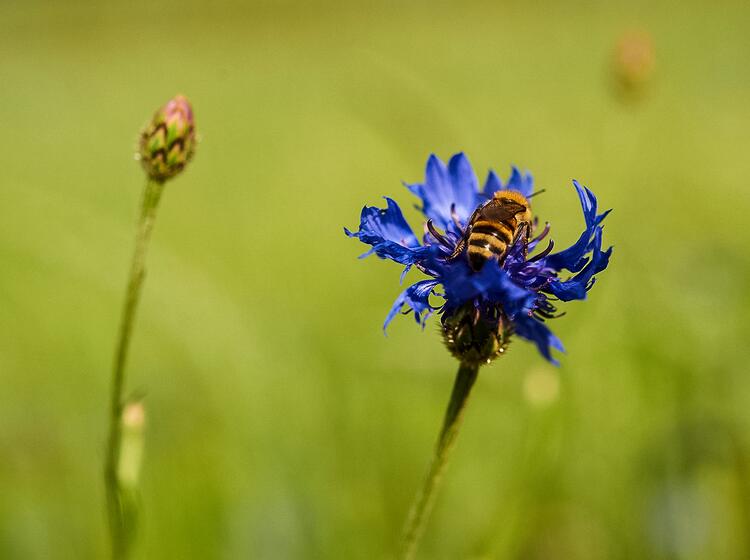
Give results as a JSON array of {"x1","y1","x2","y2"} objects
[{"x1": 139, "y1": 95, "x2": 196, "y2": 182}]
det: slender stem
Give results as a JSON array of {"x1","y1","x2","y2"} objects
[
  {"x1": 104, "y1": 178, "x2": 164, "y2": 560},
  {"x1": 399, "y1": 361, "x2": 480, "y2": 560}
]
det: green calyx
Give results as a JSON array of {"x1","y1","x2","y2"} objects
[
  {"x1": 442, "y1": 304, "x2": 512, "y2": 365},
  {"x1": 138, "y1": 95, "x2": 196, "y2": 182}
]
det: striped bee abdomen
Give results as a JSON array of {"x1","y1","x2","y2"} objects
[
  {"x1": 466, "y1": 218, "x2": 517, "y2": 270},
  {"x1": 448, "y1": 190, "x2": 533, "y2": 272}
]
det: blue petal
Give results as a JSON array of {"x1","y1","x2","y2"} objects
[
  {"x1": 546, "y1": 180, "x2": 610, "y2": 272},
  {"x1": 383, "y1": 279, "x2": 440, "y2": 331},
  {"x1": 440, "y1": 260, "x2": 536, "y2": 317},
  {"x1": 345, "y1": 198, "x2": 427, "y2": 265},
  {"x1": 483, "y1": 166, "x2": 534, "y2": 198},
  {"x1": 483, "y1": 170, "x2": 503, "y2": 196},
  {"x1": 513, "y1": 313, "x2": 565, "y2": 365},
  {"x1": 448, "y1": 152, "x2": 480, "y2": 219},
  {"x1": 506, "y1": 166, "x2": 534, "y2": 198},
  {"x1": 349, "y1": 197, "x2": 419, "y2": 247},
  {"x1": 407, "y1": 153, "x2": 480, "y2": 230},
  {"x1": 548, "y1": 229, "x2": 613, "y2": 301}
]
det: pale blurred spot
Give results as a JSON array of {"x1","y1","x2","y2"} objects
[
  {"x1": 523, "y1": 367, "x2": 560, "y2": 407},
  {"x1": 518, "y1": 502, "x2": 612, "y2": 560},
  {"x1": 646, "y1": 480, "x2": 711, "y2": 557},
  {"x1": 118, "y1": 401, "x2": 145, "y2": 488},
  {"x1": 612, "y1": 29, "x2": 656, "y2": 101},
  {"x1": 122, "y1": 401, "x2": 145, "y2": 430}
]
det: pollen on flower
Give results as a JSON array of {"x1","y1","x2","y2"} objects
[{"x1": 523, "y1": 367, "x2": 560, "y2": 406}]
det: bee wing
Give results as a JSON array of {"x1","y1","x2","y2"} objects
[
  {"x1": 480, "y1": 200, "x2": 531, "y2": 256},
  {"x1": 478, "y1": 199, "x2": 527, "y2": 222},
  {"x1": 448, "y1": 200, "x2": 528, "y2": 261}
]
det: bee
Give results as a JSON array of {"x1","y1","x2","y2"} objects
[{"x1": 428, "y1": 190, "x2": 534, "y2": 271}]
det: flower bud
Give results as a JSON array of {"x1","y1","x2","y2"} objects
[
  {"x1": 612, "y1": 30, "x2": 656, "y2": 101},
  {"x1": 138, "y1": 95, "x2": 196, "y2": 182},
  {"x1": 441, "y1": 303, "x2": 512, "y2": 365}
]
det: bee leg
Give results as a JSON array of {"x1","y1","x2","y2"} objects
[
  {"x1": 509, "y1": 223, "x2": 530, "y2": 262},
  {"x1": 447, "y1": 235, "x2": 467, "y2": 261}
]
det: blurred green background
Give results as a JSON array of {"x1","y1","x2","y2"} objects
[{"x1": 2, "y1": 0, "x2": 750, "y2": 558}]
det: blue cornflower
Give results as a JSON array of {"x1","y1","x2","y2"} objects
[{"x1": 345, "y1": 153, "x2": 612, "y2": 365}]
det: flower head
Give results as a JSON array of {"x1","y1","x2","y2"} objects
[
  {"x1": 345, "y1": 153, "x2": 612, "y2": 365},
  {"x1": 138, "y1": 95, "x2": 196, "y2": 182}
]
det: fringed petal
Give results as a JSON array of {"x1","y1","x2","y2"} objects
[
  {"x1": 513, "y1": 313, "x2": 565, "y2": 365},
  {"x1": 383, "y1": 279, "x2": 441, "y2": 331},
  {"x1": 345, "y1": 197, "x2": 427, "y2": 265},
  {"x1": 440, "y1": 260, "x2": 537, "y2": 319},
  {"x1": 545, "y1": 180, "x2": 610, "y2": 272},
  {"x1": 407, "y1": 153, "x2": 481, "y2": 229},
  {"x1": 547, "y1": 229, "x2": 613, "y2": 301}
]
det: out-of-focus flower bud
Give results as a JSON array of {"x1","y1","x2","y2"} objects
[
  {"x1": 138, "y1": 95, "x2": 196, "y2": 182},
  {"x1": 612, "y1": 30, "x2": 656, "y2": 101}
]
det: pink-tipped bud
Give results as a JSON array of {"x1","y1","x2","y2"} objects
[{"x1": 138, "y1": 95, "x2": 196, "y2": 182}]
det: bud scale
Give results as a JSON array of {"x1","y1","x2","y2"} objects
[
  {"x1": 138, "y1": 95, "x2": 196, "y2": 182},
  {"x1": 441, "y1": 303, "x2": 512, "y2": 365}
]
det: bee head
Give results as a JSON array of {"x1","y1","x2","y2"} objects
[{"x1": 493, "y1": 189, "x2": 532, "y2": 222}]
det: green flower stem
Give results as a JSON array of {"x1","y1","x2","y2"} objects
[
  {"x1": 399, "y1": 361, "x2": 480, "y2": 560},
  {"x1": 104, "y1": 178, "x2": 164, "y2": 560}
]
